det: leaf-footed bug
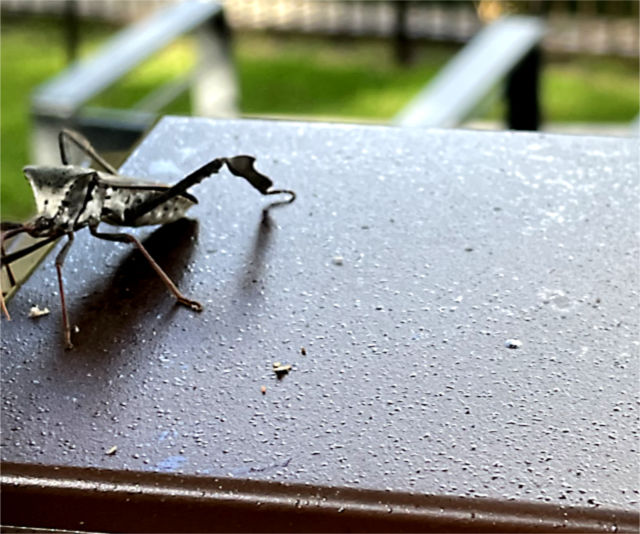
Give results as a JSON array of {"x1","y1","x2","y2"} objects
[{"x1": 1, "y1": 129, "x2": 295, "y2": 349}]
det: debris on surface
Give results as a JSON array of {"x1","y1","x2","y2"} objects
[
  {"x1": 261, "y1": 385, "x2": 267, "y2": 395},
  {"x1": 28, "y1": 305, "x2": 50, "y2": 319},
  {"x1": 301, "y1": 347, "x2": 307, "y2": 356},
  {"x1": 504, "y1": 338, "x2": 523, "y2": 349},
  {"x1": 105, "y1": 445, "x2": 118, "y2": 456},
  {"x1": 273, "y1": 362, "x2": 292, "y2": 378},
  {"x1": 332, "y1": 256, "x2": 344, "y2": 266}
]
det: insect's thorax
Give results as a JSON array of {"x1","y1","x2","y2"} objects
[
  {"x1": 24, "y1": 165, "x2": 104, "y2": 235},
  {"x1": 23, "y1": 166, "x2": 197, "y2": 234}
]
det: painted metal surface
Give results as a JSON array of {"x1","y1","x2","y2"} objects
[{"x1": 1, "y1": 118, "x2": 638, "y2": 529}]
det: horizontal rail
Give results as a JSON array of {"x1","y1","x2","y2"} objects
[{"x1": 31, "y1": 0, "x2": 222, "y2": 118}]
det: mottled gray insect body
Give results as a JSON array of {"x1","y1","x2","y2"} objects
[
  {"x1": 23, "y1": 164, "x2": 198, "y2": 235},
  {"x1": 3, "y1": 129, "x2": 295, "y2": 349}
]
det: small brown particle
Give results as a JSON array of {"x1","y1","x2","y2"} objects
[
  {"x1": 273, "y1": 364, "x2": 292, "y2": 378},
  {"x1": 261, "y1": 385, "x2": 267, "y2": 394},
  {"x1": 301, "y1": 347, "x2": 306, "y2": 356}
]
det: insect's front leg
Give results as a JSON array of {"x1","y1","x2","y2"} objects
[
  {"x1": 1, "y1": 241, "x2": 15, "y2": 321},
  {"x1": 1, "y1": 222, "x2": 30, "y2": 320},
  {"x1": 55, "y1": 233, "x2": 75, "y2": 349},
  {"x1": 1, "y1": 222, "x2": 28, "y2": 293},
  {"x1": 89, "y1": 224, "x2": 203, "y2": 312}
]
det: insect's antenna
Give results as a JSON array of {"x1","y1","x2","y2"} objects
[
  {"x1": 1, "y1": 234, "x2": 60, "y2": 266},
  {"x1": 1, "y1": 221, "x2": 27, "y2": 234}
]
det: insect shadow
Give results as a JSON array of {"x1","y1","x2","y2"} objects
[
  {"x1": 67, "y1": 218, "x2": 199, "y2": 350},
  {"x1": 237, "y1": 208, "x2": 278, "y2": 297}
]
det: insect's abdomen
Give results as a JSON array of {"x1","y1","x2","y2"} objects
[{"x1": 101, "y1": 188, "x2": 196, "y2": 227}]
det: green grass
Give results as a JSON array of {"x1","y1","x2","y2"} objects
[
  {"x1": 236, "y1": 35, "x2": 453, "y2": 120},
  {"x1": 1, "y1": 16, "x2": 638, "y2": 221},
  {"x1": 544, "y1": 56, "x2": 639, "y2": 122},
  {"x1": 1, "y1": 17, "x2": 69, "y2": 220}
]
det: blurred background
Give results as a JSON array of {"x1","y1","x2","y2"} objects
[{"x1": 1, "y1": 0, "x2": 638, "y2": 221}]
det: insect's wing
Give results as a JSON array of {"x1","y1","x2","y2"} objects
[
  {"x1": 58, "y1": 129, "x2": 118, "y2": 175},
  {"x1": 97, "y1": 173, "x2": 197, "y2": 227}
]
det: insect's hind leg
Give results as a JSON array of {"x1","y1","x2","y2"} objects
[
  {"x1": 55, "y1": 233, "x2": 75, "y2": 349},
  {"x1": 89, "y1": 225, "x2": 203, "y2": 312}
]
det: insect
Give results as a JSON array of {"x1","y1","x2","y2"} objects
[{"x1": 1, "y1": 129, "x2": 295, "y2": 349}]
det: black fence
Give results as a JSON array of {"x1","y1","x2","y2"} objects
[{"x1": 2, "y1": 0, "x2": 638, "y2": 57}]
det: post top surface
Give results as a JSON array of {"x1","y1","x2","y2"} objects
[{"x1": 2, "y1": 118, "x2": 638, "y2": 513}]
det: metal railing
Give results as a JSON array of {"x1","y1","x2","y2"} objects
[
  {"x1": 30, "y1": 0, "x2": 237, "y2": 164},
  {"x1": 393, "y1": 16, "x2": 545, "y2": 130}
]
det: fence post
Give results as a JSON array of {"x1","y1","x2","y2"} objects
[
  {"x1": 63, "y1": 0, "x2": 79, "y2": 63},
  {"x1": 393, "y1": 0, "x2": 412, "y2": 65},
  {"x1": 505, "y1": 45, "x2": 541, "y2": 130}
]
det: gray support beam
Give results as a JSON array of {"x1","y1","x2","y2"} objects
[
  {"x1": 393, "y1": 16, "x2": 545, "y2": 129},
  {"x1": 32, "y1": 0, "x2": 223, "y2": 118}
]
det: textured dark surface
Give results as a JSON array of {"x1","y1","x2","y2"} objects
[{"x1": 1, "y1": 118, "x2": 638, "y2": 516}]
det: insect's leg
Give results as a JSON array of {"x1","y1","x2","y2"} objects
[
  {"x1": 55, "y1": 233, "x2": 75, "y2": 350},
  {"x1": 124, "y1": 158, "x2": 225, "y2": 223},
  {"x1": 89, "y1": 225, "x2": 203, "y2": 312},
  {"x1": 0, "y1": 223, "x2": 28, "y2": 320},
  {"x1": 124, "y1": 156, "x2": 294, "y2": 225},
  {"x1": 1, "y1": 234, "x2": 61, "y2": 267},
  {"x1": 1, "y1": 225, "x2": 62, "y2": 320},
  {"x1": 58, "y1": 129, "x2": 118, "y2": 175},
  {"x1": 1, "y1": 240, "x2": 15, "y2": 319},
  {"x1": 223, "y1": 156, "x2": 295, "y2": 204},
  {"x1": 0, "y1": 292, "x2": 9, "y2": 320},
  {"x1": 262, "y1": 188, "x2": 296, "y2": 207},
  {"x1": 1, "y1": 237, "x2": 17, "y2": 288}
]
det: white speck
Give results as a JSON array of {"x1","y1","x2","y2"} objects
[
  {"x1": 28, "y1": 305, "x2": 50, "y2": 318},
  {"x1": 332, "y1": 256, "x2": 344, "y2": 266}
]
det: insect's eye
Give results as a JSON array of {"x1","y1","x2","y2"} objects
[{"x1": 34, "y1": 217, "x2": 52, "y2": 231}]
